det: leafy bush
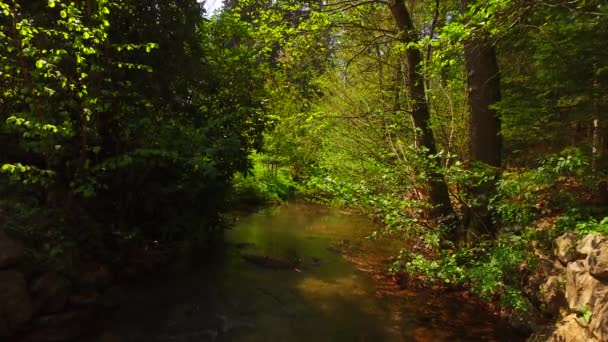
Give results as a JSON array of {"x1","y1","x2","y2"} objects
[
  {"x1": 393, "y1": 234, "x2": 534, "y2": 314},
  {"x1": 491, "y1": 149, "x2": 595, "y2": 229},
  {"x1": 230, "y1": 152, "x2": 299, "y2": 205}
]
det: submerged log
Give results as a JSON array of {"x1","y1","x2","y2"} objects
[{"x1": 241, "y1": 254, "x2": 299, "y2": 271}]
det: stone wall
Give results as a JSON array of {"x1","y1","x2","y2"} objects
[{"x1": 532, "y1": 233, "x2": 608, "y2": 341}]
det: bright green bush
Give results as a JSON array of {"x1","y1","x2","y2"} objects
[{"x1": 230, "y1": 152, "x2": 299, "y2": 205}]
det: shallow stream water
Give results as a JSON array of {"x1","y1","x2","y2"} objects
[{"x1": 97, "y1": 202, "x2": 525, "y2": 341}]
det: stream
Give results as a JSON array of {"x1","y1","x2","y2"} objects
[{"x1": 94, "y1": 202, "x2": 525, "y2": 341}]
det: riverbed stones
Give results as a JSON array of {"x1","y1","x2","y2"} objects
[
  {"x1": 0, "y1": 270, "x2": 33, "y2": 336},
  {"x1": 31, "y1": 272, "x2": 72, "y2": 315},
  {"x1": 0, "y1": 231, "x2": 25, "y2": 269},
  {"x1": 554, "y1": 232, "x2": 579, "y2": 265}
]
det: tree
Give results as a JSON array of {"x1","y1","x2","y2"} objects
[
  {"x1": 460, "y1": 0, "x2": 503, "y2": 235},
  {"x1": 389, "y1": 0, "x2": 455, "y2": 223},
  {"x1": 462, "y1": 0, "x2": 501, "y2": 168}
]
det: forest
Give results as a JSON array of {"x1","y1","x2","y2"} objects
[{"x1": 1, "y1": 0, "x2": 608, "y2": 340}]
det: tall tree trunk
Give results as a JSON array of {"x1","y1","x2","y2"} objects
[
  {"x1": 388, "y1": 0, "x2": 455, "y2": 222},
  {"x1": 464, "y1": 41, "x2": 502, "y2": 167},
  {"x1": 462, "y1": 0, "x2": 502, "y2": 235}
]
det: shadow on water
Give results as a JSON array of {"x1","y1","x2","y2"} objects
[{"x1": 93, "y1": 201, "x2": 526, "y2": 342}]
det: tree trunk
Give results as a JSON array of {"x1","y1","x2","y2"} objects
[
  {"x1": 388, "y1": 0, "x2": 454, "y2": 222},
  {"x1": 464, "y1": 41, "x2": 502, "y2": 167},
  {"x1": 461, "y1": 0, "x2": 502, "y2": 236}
]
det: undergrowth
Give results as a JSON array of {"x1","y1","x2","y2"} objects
[
  {"x1": 230, "y1": 152, "x2": 300, "y2": 205},
  {"x1": 304, "y1": 147, "x2": 608, "y2": 318}
]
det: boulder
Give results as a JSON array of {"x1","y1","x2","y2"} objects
[
  {"x1": 588, "y1": 241, "x2": 608, "y2": 280},
  {"x1": 78, "y1": 264, "x2": 112, "y2": 291},
  {"x1": 537, "y1": 254, "x2": 565, "y2": 276},
  {"x1": 98, "y1": 332, "x2": 125, "y2": 342},
  {"x1": 577, "y1": 234, "x2": 608, "y2": 257},
  {"x1": 0, "y1": 231, "x2": 25, "y2": 269},
  {"x1": 0, "y1": 270, "x2": 33, "y2": 336},
  {"x1": 590, "y1": 292, "x2": 608, "y2": 341},
  {"x1": 98, "y1": 286, "x2": 127, "y2": 309},
  {"x1": 68, "y1": 290, "x2": 99, "y2": 307},
  {"x1": 540, "y1": 275, "x2": 567, "y2": 316},
  {"x1": 547, "y1": 314, "x2": 594, "y2": 342},
  {"x1": 553, "y1": 232, "x2": 580, "y2": 265},
  {"x1": 31, "y1": 309, "x2": 98, "y2": 341},
  {"x1": 31, "y1": 272, "x2": 72, "y2": 315},
  {"x1": 565, "y1": 259, "x2": 608, "y2": 310}
]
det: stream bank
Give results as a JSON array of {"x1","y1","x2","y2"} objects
[
  {"x1": 3, "y1": 202, "x2": 527, "y2": 341},
  {"x1": 89, "y1": 202, "x2": 524, "y2": 341}
]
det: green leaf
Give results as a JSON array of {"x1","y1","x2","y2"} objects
[
  {"x1": 35, "y1": 60, "x2": 45, "y2": 69},
  {"x1": 60, "y1": 10, "x2": 67, "y2": 18}
]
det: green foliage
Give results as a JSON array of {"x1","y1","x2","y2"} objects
[
  {"x1": 554, "y1": 210, "x2": 608, "y2": 237},
  {"x1": 577, "y1": 305, "x2": 593, "y2": 324},
  {"x1": 394, "y1": 234, "x2": 534, "y2": 314},
  {"x1": 491, "y1": 149, "x2": 594, "y2": 229},
  {"x1": 230, "y1": 152, "x2": 299, "y2": 205},
  {"x1": 1, "y1": 0, "x2": 269, "y2": 261}
]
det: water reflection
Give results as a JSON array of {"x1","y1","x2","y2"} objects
[{"x1": 97, "y1": 202, "x2": 523, "y2": 341}]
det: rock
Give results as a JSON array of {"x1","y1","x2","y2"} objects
[
  {"x1": 31, "y1": 272, "x2": 72, "y2": 315},
  {"x1": 540, "y1": 275, "x2": 567, "y2": 316},
  {"x1": 241, "y1": 254, "x2": 298, "y2": 270},
  {"x1": 68, "y1": 290, "x2": 99, "y2": 307},
  {"x1": 553, "y1": 232, "x2": 580, "y2": 265},
  {"x1": 547, "y1": 314, "x2": 594, "y2": 342},
  {"x1": 0, "y1": 231, "x2": 25, "y2": 269},
  {"x1": 588, "y1": 241, "x2": 608, "y2": 280},
  {"x1": 527, "y1": 325, "x2": 555, "y2": 342},
  {"x1": 565, "y1": 259, "x2": 608, "y2": 310},
  {"x1": 32, "y1": 309, "x2": 98, "y2": 341},
  {"x1": 98, "y1": 332, "x2": 125, "y2": 342},
  {"x1": 98, "y1": 286, "x2": 127, "y2": 309},
  {"x1": 577, "y1": 234, "x2": 608, "y2": 257},
  {"x1": 79, "y1": 264, "x2": 112, "y2": 291},
  {"x1": 590, "y1": 292, "x2": 608, "y2": 341},
  {"x1": 0, "y1": 270, "x2": 33, "y2": 336}
]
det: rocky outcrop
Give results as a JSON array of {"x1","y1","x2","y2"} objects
[
  {"x1": 547, "y1": 314, "x2": 594, "y2": 342},
  {"x1": 565, "y1": 259, "x2": 608, "y2": 310},
  {"x1": 588, "y1": 242, "x2": 608, "y2": 280},
  {"x1": 0, "y1": 270, "x2": 33, "y2": 336},
  {"x1": 0, "y1": 227, "x2": 132, "y2": 340},
  {"x1": 576, "y1": 234, "x2": 607, "y2": 258},
  {"x1": 589, "y1": 292, "x2": 608, "y2": 341},
  {"x1": 31, "y1": 272, "x2": 72, "y2": 315},
  {"x1": 78, "y1": 264, "x2": 112, "y2": 291},
  {"x1": 540, "y1": 275, "x2": 567, "y2": 317},
  {"x1": 531, "y1": 232, "x2": 608, "y2": 341},
  {"x1": 0, "y1": 231, "x2": 25, "y2": 269}
]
